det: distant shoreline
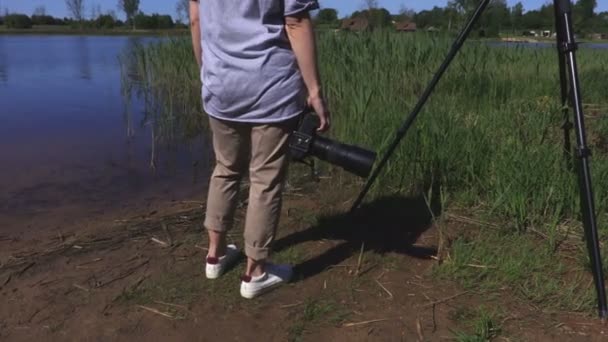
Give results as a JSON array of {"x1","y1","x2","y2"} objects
[{"x1": 0, "y1": 26, "x2": 189, "y2": 36}]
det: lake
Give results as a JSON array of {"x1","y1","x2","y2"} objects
[{"x1": 0, "y1": 35, "x2": 211, "y2": 237}]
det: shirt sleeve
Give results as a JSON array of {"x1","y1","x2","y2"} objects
[{"x1": 284, "y1": 0, "x2": 319, "y2": 16}]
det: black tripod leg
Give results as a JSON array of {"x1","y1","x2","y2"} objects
[
  {"x1": 350, "y1": 0, "x2": 491, "y2": 212},
  {"x1": 553, "y1": 2, "x2": 573, "y2": 161},
  {"x1": 554, "y1": 0, "x2": 608, "y2": 319}
]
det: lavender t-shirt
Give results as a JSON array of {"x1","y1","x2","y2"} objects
[{"x1": 198, "y1": 0, "x2": 319, "y2": 123}]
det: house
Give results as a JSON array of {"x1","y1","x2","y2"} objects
[
  {"x1": 523, "y1": 30, "x2": 537, "y2": 37},
  {"x1": 395, "y1": 21, "x2": 417, "y2": 32},
  {"x1": 340, "y1": 17, "x2": 370, "y2": 32},
  {"x1": 590, "y1": 33, "x2": 603, "y2": 40},
  {"x1": 590, "y1": 33, "x2": 608, "y2": 40}
]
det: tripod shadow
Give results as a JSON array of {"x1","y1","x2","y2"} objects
[{"x1": 274, "y1": 189, "x2": 442, "y2": 281}]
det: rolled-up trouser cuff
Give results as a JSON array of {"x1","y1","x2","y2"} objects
[
  {"x1": 245, "y1": 243, "x2": 270, "y2": 261},
  {"x1": 203, "y1": 214, "x2": 233, "y2": 233}
]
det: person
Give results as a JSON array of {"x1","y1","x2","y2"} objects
[{"x1": 188, "y1": 0, "x2": 330, "y2": 299}]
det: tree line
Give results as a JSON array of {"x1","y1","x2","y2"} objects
[
  {"x1": 315, "y1": 0, "x2": 607, "y2": 36},
  {"x1": 0, "y1": 0, "x2": 191, "y2": 30}
]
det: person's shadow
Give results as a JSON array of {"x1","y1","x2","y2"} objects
[{"x1": 273, "y1": 191, "x2": 441, "y2": 281}]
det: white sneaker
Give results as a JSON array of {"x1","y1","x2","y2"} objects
[
  {"x1": 240, "y1": 263, "x2": 293, "y2": 299},
  {"x1": 205, "y1": 244, "x2": 240, "y2": 279}
]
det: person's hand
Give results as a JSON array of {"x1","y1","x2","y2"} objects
[{"x1": 307, "y1": 94, "x2": 330, "y2": 132}]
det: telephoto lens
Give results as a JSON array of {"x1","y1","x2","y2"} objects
[{"x1": 289, "y1": 112, "x2": 377, "y2": 178}]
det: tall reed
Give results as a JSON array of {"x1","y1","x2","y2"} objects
[{"x1": 120, "y1": 32, "x2": 608, "y2": 236}]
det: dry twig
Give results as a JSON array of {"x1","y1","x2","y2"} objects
[
  {"x1": 422, "y1": 291, "x2": 470, "y2": 308},
  {"x1": 416, "y1": 317, "x2": 424, "y2": 341},
  {"x1": 375, "y1": 279, "x2": 393, "y2": 299},
  {"x1": 137, "y1": 305, "x2": 174, "y2": 319},
  {"x1": 355, "y1": 242, "x2": 365, "y2": 276},
  {"x1": 343, "y1": 318, "x2": 391, "y2": 328}
]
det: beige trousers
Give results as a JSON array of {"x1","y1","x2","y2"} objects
[{"x1": 203, "y1": 116, "x2": 296, "y2": 260}]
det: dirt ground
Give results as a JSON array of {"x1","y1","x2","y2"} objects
[{"x1": 1, "y1": 178, "x2": 607, "y2": 341}]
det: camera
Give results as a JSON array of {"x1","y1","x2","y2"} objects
[{"x1": 289, "y1": 112, "x2": 377, "y2": 178}]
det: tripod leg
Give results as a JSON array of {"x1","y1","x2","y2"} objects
[
  {"x1": 350, "y1": 0, "x2": 491, "y2": 212},
  {"x1": 553, "y1": 2, "x2": 573, "y2": 161},
  {"x1": 554, "y1": 0, "x2": 608, "y2": 320}
]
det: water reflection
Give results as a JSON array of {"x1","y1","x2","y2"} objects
[
  {"x1": 1, "y1": 35, "x2": 211, "y2": 236},
  {"x1": 75, "y1": 36, "x2": 92, "y2": 81},
  {"x1": 0, "y1": 37, "x2": 7, "y2": 84}
]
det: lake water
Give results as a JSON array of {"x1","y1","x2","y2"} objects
[{"x1": 0, "y1": 35, "x2": 211, "y2": 237}]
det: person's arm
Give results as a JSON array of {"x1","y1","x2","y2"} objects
[
  {"x1": 189, "y1": 0, "x2": 202, "y2": 68},
  {"x1": 285, "y1": 12, "x2": 330, "y2": 132}
]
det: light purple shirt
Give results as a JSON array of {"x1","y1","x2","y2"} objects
[{"x1": 198, "y1": 0, "x2": 319, "y2": 123}]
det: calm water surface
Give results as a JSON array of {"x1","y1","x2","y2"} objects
[{"x1": 0, "y1": 35, "x2": 210, "y2": 236}]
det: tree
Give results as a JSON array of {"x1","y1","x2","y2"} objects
[
  {"x1": 399, "y1": 4, "x2": 416, "y2": 20},
  {"x1": 447, "y1": 0, "x2": 478, "y2": 15},
  {"x1": 134, "y1": 13, "x2": 174, "y2": 29},
  {"x1": 90, "y1": 3, "x2": 102, "y2": 20},
  {"x1": 118, "y1": 0, "x2": 139, "y2": 29},
  {"x1": 65, "y1": 0, "x2": 85, "y2": 23},
  {"x1": 316, "y1": 8, "x2": 338, "y2": 24},
  {"x1": 415, "y1": 6, "x2": 450, "y2": 29},
  {"x1": 478, "y1": 0, "x2": 510, "y2": 37},
  {"x1": 33, "y1": 6, "x2": 46, "y2": 16},
  {"x1": 575, "y1": 0, "x2": 597, "y2": 21},
  {"x1": 362, "y1": 0, "x2": 378, "y2": 10},
  {"x1": 176, "y1": 0, "x2": 189, "y2": 24},
  {"x1": 94, "y1": 14, "x2": 116, "y2": 28},
  {"x1": 511, "y1": 2, "x2": 524, "y2": 30},
  {"x1": 5, "y1": 14, "x2": 33, "y2": 29},
  {"x1": 366, "y1": 8, "x2": 392, "y2": 28}
]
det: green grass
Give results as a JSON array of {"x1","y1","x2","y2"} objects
[
  {"x1": 118, "y1": 30, "x2": 608, "y2": 313},
  {"x1": 287, "y1": 297, "x2": 350, "y2": 342},
  {"x1": 451, "y1": 306, "x2": 502, "y2": 342},
  {"x1": 436, "y1": 231, "x2": 596, "y2": 311}
]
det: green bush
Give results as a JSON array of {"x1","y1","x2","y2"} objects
[
  {"x1": 5, "y1": 14, "x2": 33, "y2": 29},
  {"x1": 31, "y1": 15, "x2": 64, "y2": 26},
  {"x1": 94, "y1": 15, "x2": 116, "y2": 29},
  {"x1": 134, "y1": 13, "x2": 174, "y2": 30}
]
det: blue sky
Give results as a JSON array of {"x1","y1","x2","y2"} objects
[{"x1": 1, "y1": 0, "x2": 607, "y2": 20}]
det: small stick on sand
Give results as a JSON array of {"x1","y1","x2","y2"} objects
[
  {"x1": 422, "y1": 291, "x2": 470, "y2": 308},
  {"x1": 343, "y1": 318, "x2": 391, "y2": 328},
  {"x1": 416, "y1": 317, "x2": 424, "y2": 341},
  {"x1": 73, "y1": 284, "x2": 90, "y2": 292},
  {"x1": 375, "y1": 279, "x2": 393, "y2": 299},
  {"x1": 161, "y1": 223, "x2": 173, "y2": 246},
  {"x1": 154, "y1": 301, "x2": 190, "y2": 311},
  {"x1": 355, "y1": 242, "x2": 365, "y2": 276},
  {"x1": 137, "y1": 305, "x2": 174, "y2": 319},
  {"x1": 280, "y1": 302, "x2": 304, "y2": 309},
  {"x1": 150, "y1": 237, "x2": 169, "y2": 248}
]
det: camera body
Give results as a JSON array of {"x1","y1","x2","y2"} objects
[{"x1": 289, "y1": 112, "x2": 377, "y2": 178}]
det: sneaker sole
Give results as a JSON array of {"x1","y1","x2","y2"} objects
[
  {"x1": 240, "y1": 280, "x2": 284, "y2": 299},
  {"x1": 240, "y1": 271, "x2": 293, "y2": 299}
]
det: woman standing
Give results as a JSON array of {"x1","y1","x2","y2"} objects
[{"x1": 189, "y1": 0, "x2": 330, "y2": 298}]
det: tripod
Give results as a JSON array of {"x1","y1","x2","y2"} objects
[{"x1": 350, "y1": 0, "x2": 608, "y2": 319}]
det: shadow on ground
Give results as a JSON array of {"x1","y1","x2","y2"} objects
[{"x1": 274, "y1": 193, "x2": 441, "y2": 281}]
